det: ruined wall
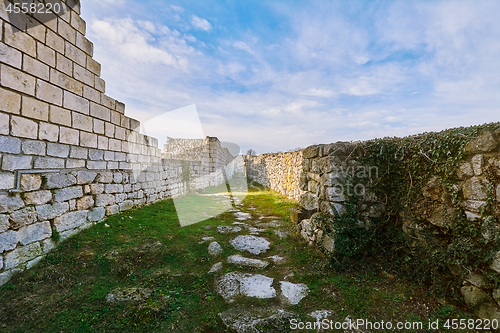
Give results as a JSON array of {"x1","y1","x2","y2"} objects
[
  {"x1": 246, "y1": 125, "x2": 500, "y2": 319},
  {"x1": 245, "y1": 150, "x2": 304, "y2": 201},
  {"x1": 0, "y1": 1, "x2": 236, "y2": 286}
]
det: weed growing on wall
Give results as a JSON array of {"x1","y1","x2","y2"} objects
[{"x1": 327, "y1": 122, "x2": 500, "y2": 304}]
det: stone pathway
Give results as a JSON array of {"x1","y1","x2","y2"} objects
[{"x1": 205, "y1": 207, "x2": 335, "y2": 332}]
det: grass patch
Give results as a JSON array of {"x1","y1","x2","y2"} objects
[{"x1": 0, "y1": 187, "x2": 482, "y2": 332}]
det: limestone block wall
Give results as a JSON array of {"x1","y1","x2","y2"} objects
[
  {"x1": 245, "y1": 150, "x2": 304, "y2": 201},
  {"x1": 0, "y1": 1, "x2": 235, "y2": 286}
]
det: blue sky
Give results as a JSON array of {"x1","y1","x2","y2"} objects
[{"x1": 81, "y1": 0, "x2": 500, "y2": 154}]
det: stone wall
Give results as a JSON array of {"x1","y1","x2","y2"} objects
[
  {"x1": 246, "y1": 126, "x2": 500, "y2": 319},
  {"x1": 0, "y1": 1, "x2": 237, "y2": 286},
  {"x1": 245, "y1": 150, "x2": 304, "y2": 201}
]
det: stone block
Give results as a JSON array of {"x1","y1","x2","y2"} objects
[
  {"x1": 95, "y1": 194, "x2": 115, "y2": 207},
  {"x1": 109, "y1": 139, "x2": 121, "y2": 151},
  {"x1": 4, "y1": 242, "x2": 42, "y2": 269},
  {"x1": 0, "y1": 113, "x2": 9, "y2": 135},
  {"x1": 90, "y1": 184, "x2": 104, "y2": 195},
  {"x1": 463, "y1": 177, "x2": 489, "y2": 200},
  {"x1": 66, "y1": 159, "x2": 85, "y2": 169},
  {"x1": 36, "y1": 202, "x2": 69, "y2": 220},
  {"x1": 17, "y1": 221, "x2": 51, "y2": 245},
  {"x1": 74, "y1": 64, "x2": 94, "y2": 86},
  {"x1": 110, "y1": 111, "x2": 121, "y2": 125},
  {"x1": 11, "y1": 116, "x2": 38, "y2": 139},
  {"x1": 21, "y1": 140, "x2": 46, "y2": 155},
  {"x1": 76, "y1": 196, "x2": 94, "y2": 210},
  {"x1": 35, "y1": 82, "x2": 62, "y2": 108},
  {"x1": 76, "y1": 33, "x2": 93, "y2": 55},
  {"x1": 461, "y1": 285, "x2": 489, "y2": 308},
  {"x1": 37, "y1": 42, "x2": 56, "y2": 67},
  {"x1": 0, "y1": 214, "x2": 9, "y2": 233},
  {"x1": 59, "y1": 126, "x2": 80, "y2": 145},
  {"x1": 83, "y1": 85, "x2": 100, "y2": 103},
  {"x1": 87, "y1": 161, "x2": 107, "y2": 169},
  {"x1": 106, "y1": 204, "x2": 120, "y2": 216},
  {"x1": 34, "y1": 157, "x2": 64, "y2": 169},
  {"x1": 87, "y1": 56, "x2": 101, "y2": 76},
  {"x1": 63, "y1": 148, "x2": 83, "y2": 162},
  {"x1": 56, "y1": 53, "x2": 72, "y2": 76},
  {"x1": 98, "y1": 136, "x2": 109, "y2": 150},
  {"x1": 65, "y1": 42, "x2": 86, "y2": 67},
  {"x1": 90, "y1": 102, "x2": 110, "y2": 121},
  {"x1": 58, "y1": 18, "x2": 76, "y2": 44},
  {"x1": 22, "y1": 55, "x2": 49, "y2": 81},
  {"x1": 0, "y1": 42, "x2": 22, "y2": 68},
  {"x1": 105, "y1": 184, "x2": 123, "y2": 194},
  {"x1": 65, "y1": 91, "x2": 90, "y2": 114},
  {"x1": 38, "y1": 122, "x2": 59, "y2": 142},
  {"x1": 0, "y1": 87, "x2": 21, "y2": 114},
  {"x1": 4, "y1": 25, "x2": 36, "y2": 57},
  {"x1": 114, "y1": 126, "x2": 125, "y2": 140},
  {"x1": 44, "y1": 173, "x2": 76, "y2": 189},
  {"x1": 89, "y1": 149, "x2": 104, "y2": 161},
  {"x1": 93, "y1": 119, "x2": 105, "y2": 134},
  {"x1": 472, "y1": 154, "x2": 484, "y2": 176},
  {"x1": 80, "y1": 132, "x2": 98, "y2": 148},
  {"x1": 50, "y1": 69, "x2": 83, "y2": 95},
  {"x1": 2, "y1": 155, "x2": 32, "y2": 171},
  {"x1": 88, "y1": 207, "x2": 106, "y2": 222},
  {"x1": 54, "y1": 210, "x2": 88, "y2": 233},
  {"x1": 115, "y1": 193, "x2": 126, "y2": 203},
  {"x1": 46, "y1": 29, "x2": 64, "y2": 53},
  {"x1": 465, "y1": 131, "x2": 497, "y2": 153},
  {"x1": 104, "y1": 151, "x2": 115, "y2": 161},
  {"x1": 47, "y1": 143, "x2": 70, "y2": 158},
  {"x1": 0, "y1": 136, "x2": 21, "y2": 154},
  {"x1": 107, "y1": 161, "x2": 119, "y2": 169},
  {"x1": 10, "y1": 207, "x2": 37, "y2": 229},
  {"x1": 0, "y1": 230, "x2": 17, "y2": 253},
  {"x1": 77, "y1": 171, "x2": 97, "y2": 185},
  {"x1": 119, "y1": 200, "x2": 134, "y2": 212},
  {"x1": 113, "y1": 172, "x2": 123, "y2": 183},
  {"x1": 54, "y1": 186, "x2": 83, "y2": 202},
  {"x1": 23, "y1": 190, "x2": 52, "y2": 205},
  {"x1": 96, "y1": 172, "x2": 113, "y2": 183},
  {"x1": 26, "y1": 17, "x2": 46, "y2": 42},
  {"x1": 0, "y1": 173, "x2": 15, "y2": 190},
  {"x1": 116, "y1": 102, "x2": 126, "y2": 113},
  {"x1": 21, "y1": 96, "x2": 49, "y2": 121},
  {"x1": 1, "y1": 65, "x2": 35, "y2": 95},
  {"x1": 95, "y1": 76, "x2": 105, "y2": 92},
  {"x1": 19, "y1": 174, "x2": 41, "y2": 192}
]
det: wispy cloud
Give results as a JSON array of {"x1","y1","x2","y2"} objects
[{"x1": 191, "y1": 15, "x2": 212, "y2": 31}]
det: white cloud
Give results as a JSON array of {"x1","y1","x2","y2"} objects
[{"x1": 191, "y1": 15, "x2": 212, "y2": 31}]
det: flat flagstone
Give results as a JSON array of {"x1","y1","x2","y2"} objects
[
  {"x1": 209, "y1": 262, "x2": 223, "y2": 273},
  {"x1": 227, "y1": 254, "x2": 269, "y2": 269},
  {"x1": 230, "y1": 235, "x2": 270, "y2": 255},
  {"x1": 274, "y1": 229, "x2": 289, "y2": 239},
  {"x1": 208, "y1": 241, "x2": 223, "y2": 257},
  {"x1": 219, "y1": 305, "x2": 299, "y2": 333},
  {"x1": 256, "y1": 220, "x2": 282, "y2": 228},
  {"x1": 279, "y1": 281, "x2": 309, "y2": 305},
  {"x1": 217, "y1": 225, "x2": 242, "y2": 233},
  {"x1": 267, "y1": 255, "x2": 286, "y2": 263},
  {"x1": 215, "y1": 272, "x2": 276, "y2": 300},
  {"x1": 198, "y1": 236, "x2": 215, "y2": 244},
  {"x1": 234, "y1": 212, "x2": 252, "y2": 220}
]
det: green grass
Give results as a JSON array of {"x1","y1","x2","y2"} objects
[{"x1": 0, "y1": 187, "x2": 482, "y2": 332}]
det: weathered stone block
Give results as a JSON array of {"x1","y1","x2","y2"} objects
[
  {"x1": 465, "y1": 131, "x2": 497, "y2": 153},
  {"x1": 17, "y1": 221, "x2": 51, "y2": 245},
  {"x1": 96, "y1": 172, "x2": 113, "y2": 183},
  {"x1": 21, "y1": 96, "x2": 49, "y2": 121},
  {"x1": 88, "y1": 207, "x2": 105, "y2": 222},
  {"x1": 87, "y1": 57, "x2": 101, "y2": 76},
  {"x1": 44, "y1": 173, "x2": 76, "y2": 189},
  {"x1": 48, "y1": 106, "x2": 71, "y2": 127},
  {"x1": 59, "y1": 127, "x2": 79, "y2": 145},
  {"x1": 2, "y1": 155, "x2": 32, "y2": 171},
  {"x1": 72, "y1": 112, "x2": 92, "y2": 132},
  {"x1": 34, "y1": 157, "x2": 64, "y2": 169},
  {"x1": 80, "y1": 131, "x2": 98, "y2": 148},
  {"x1": 23, "y1": 190, "x2": 52, "y2": 205},
  {"x1": 90, "y1": 102, "x2": 110, "y2": 121},
  {"x1": 4, "y1": 242, "x2": 43, "y2": 269},
  {"x1": 22, "y1": 56, "x2": 49, "y2": 81},
  {"x1": 0, "y1": 88, "x2": 21, "y2": 115},
  {"x1": 105, "y1": 184, "x2": 123, "y2": 194},
  {"x1": 4, "y1": 25, "x2": 36, "y2": 57},
  {"x1": 38, "y1": 122, "x2": 59, "y2": 142},
  {"x1": 58, "y1": 18, "x2": 76, "y2": 44},
  {"x1": 47, "y1": 143, "x2": 70, "y2": 158},
  {"x1": 119, "y1": 200, "x2": 134, "y2": 212},
  {"x1": 11, "y1": 116, "x2": 38, "y2": 139},
  {"x1": 98, "y1": 136, "x2": 109, "y2": 150},
  {"x1": 0, "y1": 230, "x2": 17, "y2": 253},
  {"x1": 50, "y1": 68, "x2": 83, "y2": 95},
  {"x1": 65, "y1": 41, "x2": 86, "y2": 67},
  {"x1": 36, "y1": 202, "x2": 69, "y2": 220},
  {"x1": 70, "y1": 146, "x2": 87, "y2": 159},
  {"x1": 89, "y1": 149, "x2": 104, "y2": 161},
  {"x1": 37, "y1": 43, "x2": 56, "y2": 67},
  {"x1": 89, "y1": 184, "x2": 104, "y2": 195},
  {"x1": 0, "y1": 136, "x2": 21, "y2": 154},
  {"x1": 19, "y1": 174, "x2": 41, "y2": 192},
  {"x1": 74, "y1": 64, "x2": 94, "y2": 86},
  {"x1": 87, "y1": 161, "x2": 107, "y2": 169},
  {"x1": 83, "y1": 85, "x2": 100, "y2": 103},
  {"x1": 56, "y1": 53, "x2": 72, "y2": 75},
  {"x1": 21, "y1": 140, "x2": 46, "y2": 155},
  {"x1": 0, "y1": 173, "x2": 15, "y2": 190},
  {"x1": 0, "y1": 214, "x2": 9, "y2": 233},
  {"x1": 463, "y1": 177, "x2": 489, "y2": 200},
  {"x1": 95, "y1": 194, "x2": 115, "y2": 207},
  {"x1": 106, "y1": 204, "x2": 120, "y2": 216},
  {"x1": 1, "y1": 65, "x2": 35, "y2": 95},
  {"x1": 77, "y1": 196, "x2": 94, "y2": 210},
  {"x1": 472, "y1": 155, "x2": 484, "y2": 176},
  {"x1": 64, "y1": 91, "x2": 89, "y2": 114},
  {"x1": 95, "y1": 77, "x2": 106, "y2": 93},
  {"x1": 10, "y1": 207, "x2": 37, "y2": 229},
  {"x1": 319, "y1": 200, "x2": 346, "y2": 217},
  {"x1": 54, "y1": 210, "x2": 88, "y2": 232},
  {"x1": 54, "y1": 186, "x2": 83, "y2": 202},
  {"x1": 93, "y1": 119, "x2": 105, "y2": 135},
  {"x1": 0, "y1": 42, "x2": 22, "y2": 68},
  {"x1": 77, "y1": 171, "x2": 97, "y2": 184},
  {"x1": 0, "y1": 113, "x2": 9, "y2": 135},
  {"x1": 461, "y1": 285, "x2": 489, "y2": 308},
  {"x1": 491, "y1": 251, "x2": 500, "y2": 274}
]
